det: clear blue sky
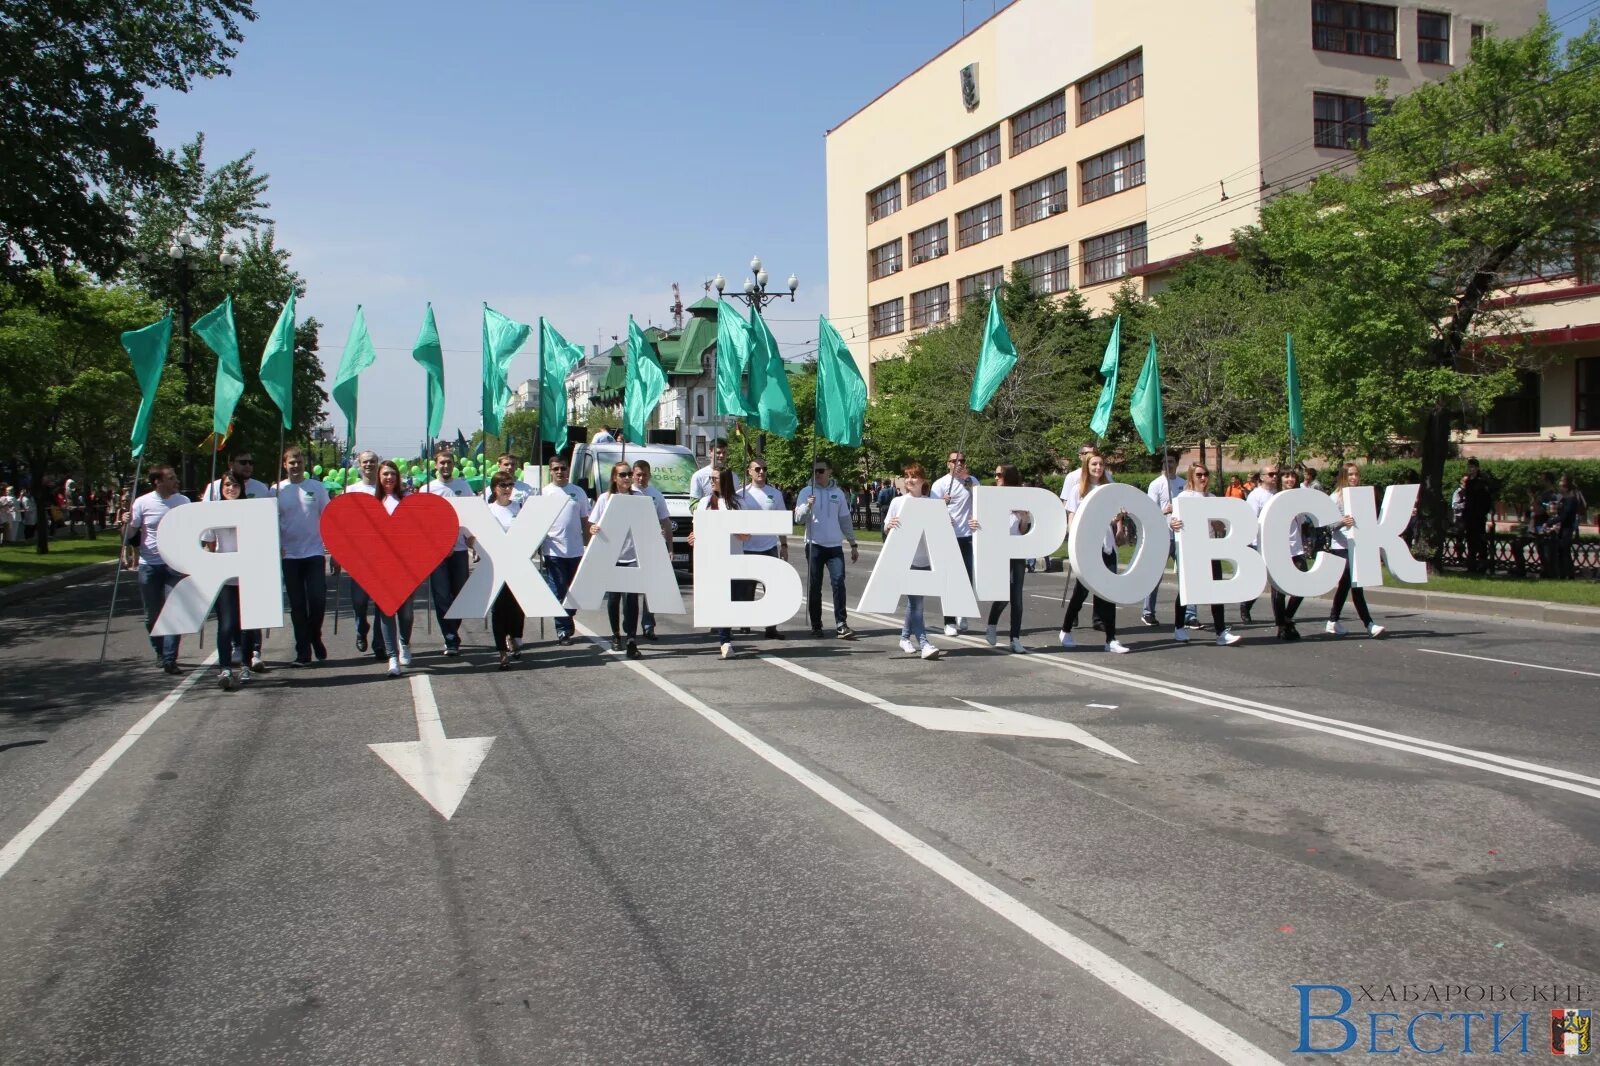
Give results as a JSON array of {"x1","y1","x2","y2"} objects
[{"x1": 148, "y1": 0, "x2": 1591, "y2": 459}]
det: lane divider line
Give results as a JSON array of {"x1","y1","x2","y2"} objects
[
  {"x1": 1415, "y1": 647, "x2": 1600, "y2": 679},
  {"x1": 571, "y1": 622, "x2": 1279, "y2": 1065},
  {"x1": 0, "y1": 652, "x2": 219, "y2": 883}
]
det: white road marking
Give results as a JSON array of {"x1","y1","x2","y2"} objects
[
  {"x1": 0, "y1": 652, "x2": 219, "y2": 883},
  {"x1": 1087, "y1": 704, "x2": 1119, "y2": 709},
  {"x1": 834, "y1": 603, "x2": 1600, "y2": 801},
  {"x1": 1416, "y1": 648, "x2": 1600, "y2": 679},
  {"x1": 759, "y1": 654, "x2": 1136, "y2": 761},
  {"x1": 574, "y1": 622, "x2": 1279, "y2": 1065},
  {"x1": 369, "y1": 675, "x2": 495, "y2": 820}
]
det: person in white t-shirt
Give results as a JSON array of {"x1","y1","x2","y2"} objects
[
  {"x1": 735, "y1": 458, "x2": 789, "y2": 640},
  {"x1": 374, "y1": 460, "x2": 418, "y2": 677},
  {"x1": 1166, "y1": 462, "x2": 1239, "y2": 646},
  {"x1": 201, "y1": 471, "x2": 254, "y2": 689},
  {"x1": 1325, "y1": 462, "x2": 1385, "y2": 638},
  {"x1": 589, "y1": 461, "x2": 667, "y2": 659},
  {"x1": 689, "y1": 438, "x2": 742, "y2": 501},
  {"x1": 1241, "y1": 462, "x2": 1294, "y2": 639},
  {"x1": 931, "y1": 450, "x2": 979, "y2": 636},
  {"x1": 1059, "y1": 450, "x2": 1127, "y2": 653},
  {"x1": 591, "y1": 427, "x2": 616, "y2": 445},
  {"x1": 482, "y1": 451, "x2": 535, "y2": 504},
  {"x1": 882, "y1": 462, "x2": 941, "y2": 660},
  {"x1": 688, "y1": 467, "x2": 749, "y2": 659},
  {"x1": 980, "y1": 463, "x2": 1030, "y2": 653},
  {"x1": 1142, "y1": 456, "x2": 1185, "y2": 626},
  {"x1": 123, "y1": 464, "x2": 188, "y2": 673},
  {"x1": 277, "y1": 446, "x2": 331, "y2": 664},
  {"x1": 422, "y1": 445, "x2": 477, "y2": 656},
  {"x1": 343, "y1": 451, "x2": 389, "y2": 660},
  {"x1": 1277, "y1": 469, "x2": 1311, "y2": 635},
  {"x1": 541, "y1": 453, "x2": 590, "y2": 645},
  {"x1": 794, "y1": 458, "x2": 859, "y2": 639},
  {"x1": 486, "y1": 472, "x2": 527, "y2": 668},
  {"x1": 632, "y1": 458, "x2": 674, "y2": 639},
  {"x1": 202, "y1": 449, "x2": 271, "y2": 501}
]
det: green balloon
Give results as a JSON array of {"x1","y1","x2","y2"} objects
[{"x1": 313, "y1": 464, "x2": 324, "y2": 476}]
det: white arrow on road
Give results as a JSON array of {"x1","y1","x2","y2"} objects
[
  {"x1": 369, "y1": 675, "x2": 495, "y2": 819},
  {"x1": 760, "y1": 656, "x2": 1136, "y2": 762}
]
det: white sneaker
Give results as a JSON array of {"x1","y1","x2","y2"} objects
[
  {"x1": 249, "y1": 656, "x2": 267, "y2": 671},
  {"x1": 398, "y1": 642, "x2": 413, "y2": 666},
  {"x1": 984, "y1": 624, "x2": 998, "y2": 646},
  {"x1": 238, "y1": 666, "x2": 252, "y2": 684},
  {"x1": 920, "y1": 641, "x2": 943, "y2": 660},
  {"x1": 1217, "y1": 629, "x2": 1242, "y2": 646},
  {"x1": 957, "y1": 618, "x2": 969, "y2": 633},
  {"x1": 1173, "y1": 628, "x2": 1189, "y2": 643},
  {"x1": 1325, "y1": 621, "x2": 1347, "y2": 637},
  {"x1": 1009, "y1": 638, "x2": 1026, "y2": 654},
  {"x1": 1367, "y1": 623, "x2": 1386, "y2": 638},
  {"x1": 387, "y1": 657, "x2": 401, "y2": 677},
  {"x1": 719, "y1": 642, "x2": 732, "y2": 659},
  {"x1": 898, "y1": 636, "x2": 917, "y2": 654},
  {"x1": 943, "y1": 624, "x2": 958, "y2": 637},
  {"x1": 217, "y1": 668, "x2": 233, "y2": 691},
  {"x1": 1059, "y1": 629, "x2": 1075, "y2": 649},
  {"x1": 1105, "y1": 640, "x2": 1130, "y2": 654}
]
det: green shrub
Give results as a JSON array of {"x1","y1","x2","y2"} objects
[{"x1": 1350, "y1": 458, "x2": 1599, "y2": 517}]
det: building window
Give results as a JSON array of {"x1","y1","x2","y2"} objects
[
  {"x1": 1480, "y1": 369, "x2": 1541, "y2": 435},
  {"x1": 1313, "y1": 92, "x2": 1375, "y2": 149},
  {"x1": 1078, "y1": 52, "x2": 1143, "y2": 124},
  {"x1": 868, "y1": 178, "x2": 901, "y2": 223},
  {"x1": 1577, "y1": 358, "x2": 1600, "y2": 431},
  {"x1": 1081, "y1": 223, "x2": 1147, "y2": 285},
  {"x1": 1418, "y1": 11, "x2": 1451, "y2": 64},
  {"x1": 1312, "y1": 1, "x2": 1398, "y2": 59},
  {"x1": 694, "y1": 391, "x2": 707, "y2": 419},
  {"x1": 869, "y1": 239, "x2": 903, "y2": 281},
  {"x1": 908, "y1": 219, "x2": 949, "y2": 264},
  {"x1": 1013, "y1": 170, "x2": 1069, "y2": 228},
  {"x1": 958, "y1": 267, "x2": 1004, "y2": 305},
  {"x1": 869, "y1": 298, "x2": 905, "y2": 339},
  {"x1": 1011, "y1": 92, "x2": 1066, "y2": 156},
  {"x1": 1015, "y1": 246, "x2": 1071, "y2": 294},
  {"x1": 956, "y1": 197, "x2": 1004, "y2": 249},
  {"x1": 1080, "y1": 138, "x2": 1146, "y2": 204},
  {"x1": 1470, "y1": 22, "x2": 1484, "y2": 45},
  {"x1": 910, "y1": 284, "x2": 951, "y2": 329},
  {"x1": 908, "y1": 155, "x2": 947, "y2": 204},
  {"x1": 1501, "y1": 240, "x2": 1578, "y2": 285},
  {"x1": 955, "y1": 126, "x2": 1001, "y2": 181}
]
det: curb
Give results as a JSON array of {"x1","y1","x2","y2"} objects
[{"x1": 0, "y1": 558, "x2": 118, "y2": 609}]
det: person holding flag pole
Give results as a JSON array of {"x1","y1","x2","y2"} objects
[
  {"x1": 1061, "y1": 316, "x2": 1122, "y2": 616},
  {"x1": 538, "y1": 318, "x2": 589, "y2": 645},
  {"x1": 1128, "y1": 335, "x2": 1179, "y2": 628}
]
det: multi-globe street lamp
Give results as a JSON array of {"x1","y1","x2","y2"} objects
[{"x1": 713, "y1": 254, "x2": 798, "y2": 310}]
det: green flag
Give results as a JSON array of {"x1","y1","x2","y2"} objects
[
  {"x1": 968, "y1": 290, "x2": 1017, "y2": 413},
  {"x1": 623, "y1": 316, "x2": 667, "y2": 444},
  {"x1": 121, "y1": 312, "x2": 173, "y2": 459},
  {"x1": 1128, "y1": 334, "x2": 1164, "y2": 454},
  {"x1": 1286, "y1": 333, "x2": 1304, "y2": 446},
  {"x1": 815, "y1": 316, "x2": 867, "y2": 447},
  {"x1": 1089, "y1": 316, "x2": 1121, "y2": 438},
  {"x1": 714, "y1": 300, "x2": 754, "y2": 418},
  {"x1": 539, "y1": 317, "x2": 586, "y2": 452},
  {"x1": 413, "y1": 303, "x2": 445, "y2": 441},
  {"x1": 333, "y1": 306, "x2": 377, "y2": 447},
  {"x1": 746, "y1": 307, "x2": 798, "y2": 439},
  {"x1": 481, "y1": 303, "x2": 531, "y2": 437},
  {"x1": 258, "y1": 291, "x2": 295, "y2": 430},
  {"x1": 194, "y1": 295, "x2": 243, "y2": 436}
]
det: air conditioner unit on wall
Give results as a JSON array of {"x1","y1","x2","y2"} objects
[
  {"x1": 912, "y1": 254, "x2": 926, "y2": 264},
  {"x1": 1048, "y1": 203, "x2": 1065, "y2": 215},
  {"x1": 890, "y1": 263, "x2": 902, "y2": 273}
]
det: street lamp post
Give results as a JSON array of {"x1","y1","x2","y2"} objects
[
  {"x1": 712, "y1": 256, "x2": 799, "y2": 458},
  {"x1": 166, "y1": 225, "x2": 239, "y2": 494}
]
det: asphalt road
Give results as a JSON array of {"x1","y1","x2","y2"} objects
[{"x1": 1, "y1": 553, "x2": 1595, "y2": 1064}]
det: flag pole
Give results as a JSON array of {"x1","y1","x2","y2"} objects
[{"x1": 97, "y1": 457, "x2": 145, "y2": 665}]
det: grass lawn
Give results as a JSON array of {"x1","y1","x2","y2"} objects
[
  {"x1": 0, "y1": 537, "x2": 120, "y2": 589},
  {"x1": 1421, "y1": 571, "x2": 1600, "y2": 607}
]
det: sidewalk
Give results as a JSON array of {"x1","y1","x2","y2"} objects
[{"x1": 0, "y1": 558, "x2": 117, "y2": 610}]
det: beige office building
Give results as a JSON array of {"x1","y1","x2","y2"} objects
[{"x1": 824, "y1": 0, "x2": 1558, "y2": 400}]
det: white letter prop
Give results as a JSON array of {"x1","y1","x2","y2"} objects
[
  {"x1": 1065, "y1": 483, "x2": 1167, "y2": 604},
  {"x1": 1339, "y1": 484, "x2": 1428, "y2": 587},
  {"x1": 1258, "y1": 488, "x2": 1346, "y2": 599},
  {"x1": 566, "y1": 494, "x2": 685, "y2": 613},
  {"x1": 691, "y1": 509, "x2": 803, "y2": 627},
  {"x1": 971, "y1": 487, "x2": 1066, "y2": 599},
  {"x1": 444, "y1": 496, "x2": 565, "y2": 619},
  {"x1": 1171, "y1": 495, "x2": 1266, "y2": 606},
  {"x1": 151, "y1": 499, "x2": 282, "y2": 636},
  {"x1": 858, "y1": 497, "x2": 980, "y2": 617}
]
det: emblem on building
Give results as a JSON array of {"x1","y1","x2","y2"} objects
[{"x1": 960, "y1": 63, "x2": 979, "y2": 112}]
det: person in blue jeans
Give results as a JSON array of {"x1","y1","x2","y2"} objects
[
  {"x1": 793, "y1": 459, "x2": 859, "y2": 639},
  {"x1": 883, "y1": 462, "x2": 941, "y2": 659},
  {"x1": 540, "y1": 455, "x2": 590, "y2": 645},
  {"x1": 422, "y1": 446, "x2": 476, "y2": 656},
  {"x1": 122, "y1": 465, "x2": 188, "y2": 674}
]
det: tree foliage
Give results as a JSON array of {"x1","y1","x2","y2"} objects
[{"x1": 0, "y1": 0, "x2": 256, "y2": 280}]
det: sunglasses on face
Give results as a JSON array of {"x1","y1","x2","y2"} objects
[{"x1": 550, "y1": 467, "x2": 567, "y2": 473}]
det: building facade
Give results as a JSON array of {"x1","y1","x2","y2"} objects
[{"x1": 825, "y1": 0, "x2": 1598, "y2": 458}]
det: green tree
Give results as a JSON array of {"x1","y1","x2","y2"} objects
[
  {"x1": 470, "y1": 409, "x2": 541, "y2": 463},
  {"x1": 1248, "y1": 16, "x2": 1600, "y2": 553},
  {"x1": 0, "y1": 0, "x2": 255, "y2": 281}
]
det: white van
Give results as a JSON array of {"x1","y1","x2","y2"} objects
[{"x1": 565, "y1": 442, "x2": 699, "y2": 570}]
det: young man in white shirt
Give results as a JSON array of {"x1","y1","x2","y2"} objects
[
  {"x1": 1242, "y1": 462, "x2": 1294, "y2": 639},
  {"x1": 343, "y1": 451, "x2": 391, "y2": 659},
  {"x1": 1142, "y1": 456, "x2": 1185, "y2": 626},
  {"x1": 482, "y1": 451, "x2": 535, "y2": 503},
  {"x1": 423, "y1": 445, "x2": 477, "y2": 656},
  {"x1": 736, "y1": 458, "x2": 790, "y2": 640},
  {"x1": 931, "y1": 450, "x2": 979, "y2": 635},
  {"x1": 794, "y1": 458, "x2": 858, "y2": 639},
  {"x1": 632, "y1": 459, "x2": 674, "y2": 639},
  {"x1": 277, "y1": 446, "x2": 331, "y2": 664},
  {"x1": 202, "y1": 449, "x2": 271, "y2": 501},
  {"x1": 541, "y1": 453, "x2": 590, "y2": 645},
  {"x1": 689, "y1": 438, "x2": 741, "y2": 501},
  {"x1": 123, "y1": 465, "x2": 188, "y2": 673}
]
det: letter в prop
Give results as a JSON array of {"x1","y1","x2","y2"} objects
[{"x1": 1171, "y1": 495, "x2": 1266, "y2": 605}]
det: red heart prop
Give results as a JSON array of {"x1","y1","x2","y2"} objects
[{"x1": 320, "y1": 492, "x2": 460, "y2": 615}]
